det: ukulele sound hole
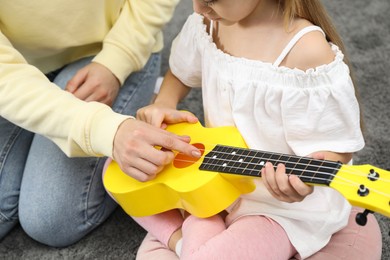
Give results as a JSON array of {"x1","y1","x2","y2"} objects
[{"x1": 173, "y1": 143, "x2": 205, "y2": 168}]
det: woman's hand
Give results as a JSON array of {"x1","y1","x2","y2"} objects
[
  {"x1": 112, "y1": 118, "x2": 201, "y2": 182},
  {"x1": 65, "y1": 62, "x2": 120, "y2": 106}
]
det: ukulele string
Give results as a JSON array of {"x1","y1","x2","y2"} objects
[
  {"x1": 170, "y1": 147, "x2": 390, "y2": 198},
  {"x1": 175, "y1": 144, "x2": 388, "y2": 180},
  {"x1": 181, "y1": 142, "x2": 390, "y2": 183},
  {"x1": 174, "y1": 155, "x2": 390, "y2": 199}
]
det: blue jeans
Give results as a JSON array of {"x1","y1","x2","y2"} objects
[{"x1": 0, "y1": 54, "x2": 160, "y2": 246}]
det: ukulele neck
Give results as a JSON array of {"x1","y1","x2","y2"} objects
[{"x1": 199, "y1": 145, "x2": 342, "y2": 186}]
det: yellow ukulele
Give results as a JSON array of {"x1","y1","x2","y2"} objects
[{"x1": 103, "y1": 122, "x2": 390, "y2": 222}]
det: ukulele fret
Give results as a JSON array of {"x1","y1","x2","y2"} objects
[
  {"x1": 200, "y1": 145, "x2": 341, "y2": 186},
  {"x1": 225, "y1": 146, "x2": 257, "y2": 176},
  {"x1": 300, "y1": 159, "x2": 336, "y2": 185}
]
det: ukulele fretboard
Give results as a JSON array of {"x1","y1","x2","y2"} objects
[{"x1": 199, "y1": 145, "x2": 341, "y2": 186}]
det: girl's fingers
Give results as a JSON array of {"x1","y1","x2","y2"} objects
[
  {"x1": 289, "y1": 175, "x2": 314, "y2": 197},
  {"x1": 263, "y1": 162, "x2": 308, "y2": 202}
]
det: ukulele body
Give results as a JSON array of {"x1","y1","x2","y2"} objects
[{"x1": 103, "y1": 122, "x2": 256, "y2": 218}]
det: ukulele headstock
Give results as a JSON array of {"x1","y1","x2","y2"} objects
[{"x1": 330, "y1": 164, "x2": 390, "y2": 219}]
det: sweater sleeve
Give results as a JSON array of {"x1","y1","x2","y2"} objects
[
  {"x1": 0, "y1": 31, "x2": 130, "y2": 158},
  {"x1": 93, "y1": 0, "x2": 180, "y2": 84}
]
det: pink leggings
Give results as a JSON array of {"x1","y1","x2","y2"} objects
[
  {"x1": 135, "y1": 212, "x2": 295, "y2": 259},
  {"x1": 134, "y1": 207, "x2": 382, "y2": 260}
]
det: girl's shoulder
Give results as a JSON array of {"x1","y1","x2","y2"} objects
[
  {"x1": 282, "y1": 19, "x2": 335, "y2": 71},
  {"x1": 179, "y1": 13, "x2": 210, "y2": 40}
]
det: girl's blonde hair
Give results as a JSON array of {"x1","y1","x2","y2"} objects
[
  {"x1": 283, "y1": 0, "x2": 347, "y2": 58},
  {"x1": 282, "y1": 0, "x2": 364, "y2": 130}
]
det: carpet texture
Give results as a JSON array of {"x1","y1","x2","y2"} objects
[{"x1": 0, "y1": 0, "x2": 388, "y2": 259}]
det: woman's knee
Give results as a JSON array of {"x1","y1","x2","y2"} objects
[
  {"x1": 0, "y1": 207, "x2": 19, "y2": 240},
  {"x1": 18, "y1": 200, "x2": 86, "y2": 247}
]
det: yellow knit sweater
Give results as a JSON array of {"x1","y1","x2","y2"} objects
[{"x1": 0, "y1": 0, "x2": 179, "y2": 157}]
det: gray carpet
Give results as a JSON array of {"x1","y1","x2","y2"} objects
[{"x1": 0, "y1": 0, "x2": 388, "y2": 259}]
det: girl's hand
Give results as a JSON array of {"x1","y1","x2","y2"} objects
[
  {"x1": 262, "y1": 152, "x2": 327, "y2": 203},
  {"x1": 65, "y1": 62, "x2": 120, "y2": 106},
  {"x1": 137, "y1": 105, "x2": 198, "y2": 129}
]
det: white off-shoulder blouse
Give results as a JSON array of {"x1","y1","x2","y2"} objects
[{"x1": 169, "y1": 13, "x2": 364, "y2": 259}]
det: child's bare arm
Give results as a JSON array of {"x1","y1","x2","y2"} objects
[{"x1": 137, "y1": 69, "x2": 198, "y2": 128}]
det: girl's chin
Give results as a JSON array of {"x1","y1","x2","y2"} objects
[{"x1": 218, "y1": 20, "x2": 235, "y2": 26}]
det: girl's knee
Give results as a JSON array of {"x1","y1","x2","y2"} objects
[{"x1": 137, "y1": 233, "x2": 178, "y2": 260}]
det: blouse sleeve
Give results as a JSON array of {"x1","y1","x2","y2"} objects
[
  {"x1": 281, "y1": 55, "x2": 365, "y2": 156},
  {"x1": 169, "y1": 13, "x2": 203, "y2": 88}
]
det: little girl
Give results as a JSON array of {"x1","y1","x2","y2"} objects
[{"x1": 111, "y1": 0, "x2": 382, "y2": 259}]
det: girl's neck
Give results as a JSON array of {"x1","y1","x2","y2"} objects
[
  {"x1": 237, "y1": 0, "x2": 284, "y2": 28},
  {"x1": 211, "y1": 1, "x2": 302, "y2": 63}
]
